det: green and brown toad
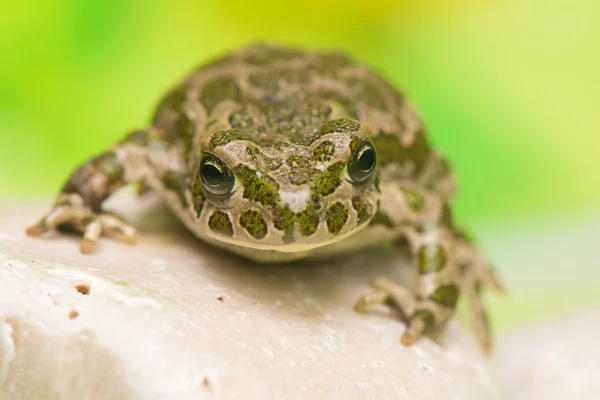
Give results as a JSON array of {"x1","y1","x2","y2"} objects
[{"x1": 26, "y1": 44, "x2": 503, "y2": 352}]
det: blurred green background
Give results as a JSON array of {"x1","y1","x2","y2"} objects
[
  {"x1": 1, "y1": 1, "x2": 598, "y2": 330},
  {"x1": 2, "y1": 0, "x2": 599, "y2": 221}
]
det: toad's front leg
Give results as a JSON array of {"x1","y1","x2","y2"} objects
[
  {"x1": 354, "y1": 184, "x2": 503, "y2": 352},
  {"x1": 26, "y1": 129, "x2": 155, "y2": 253}
]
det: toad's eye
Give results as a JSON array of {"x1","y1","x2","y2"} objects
[
  {"x1": 348, "y1": 139, "x2": 377, "y2": 184},
  {"x1": 200, "y1": 154, "x2": 236, "y2": 197}
]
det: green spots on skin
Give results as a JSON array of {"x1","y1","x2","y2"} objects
[
  {"x1": 254, "y1": 136, "x2": 283, "y2": 148},
  {"x1": 191, "y1": 177, "x2": 206, "y2": 218},
  {"x1": 286, "y1": 155, "x2": 315, "y2": 185},
  {"x1": 152, "y1": 84, "x2": 191, "y2": 144},
  {"x1": 249, "y1": 73, "x2": 280, "y2": 91},
  {"x1": 175, "y1": 113, "x2": 194, "y2": 160},
  {"x1": 371, "y1": 130, "x2": 430, "y2": 173},
  {"x1": 163, "y1": 170, "x2": 183, "y2": 190},
  {"x1": 262, "y1": 103, "x2": 294, "y2": 126},
  {"x1": 325, "y1": 202, "x2": 348, "y2": 234},
  {"x1": 245, "y1": 145, "x2": 262, "y2": 162},
  {"x1": 412, "y1": 309, "x2": 436, "y2": 328},
  {"x1": 154, "y1": 84, "x2": 189, "y2": 117},
  {"x1": 282, "y1": 102, "x2": 333, "y2": 146},
  {"x1": 272, "y1": 206, "x2": 295, "y2": 243},
  {"x1": 374, "y1": 173, "x2": 381, "y2": 193},
  {"x1": 349, "y1": 137, "x2": 362, "y2": 155},
  {"x1": 265, "y1": 104, "x2": 324, "y2": 146},
  {"x1": 93, "y1": 152, "x2": 124, "y2": 184},
  {"x1": 439, "y1": 203, "x2": 454, "y2": 230},
  {"x1": 267, "y1": 158, "x2": 283, "y2": 171},
  {"x1": 313, "y1": 53, "x2": 353, "y2": 77},
  {"x1": 280, "y1": 69, "x2": 311, "y2": 84},
  {"x1": 346, "y1": 78, "x2": 387, "y2": 110},
  {"x1": 244, "y1": 145, "x2": 283, "y2": 170},
  {"x1": 418, "y1": 245, "x2": 447, "y2": 274},
  {"x1": 370, "y1": 211, "x2": 393, "y2": 228},
  {"x1": 312, "y1": 141, "x2": 335, "y2": 162},
  {"x1": 239, "y1": 210, "x2": 268, "y2": 239},
  {"x1": 318, "y1": 118, "x2": 361, "y2": 136},
  {"x1": 208, "y1": 211, "x2": 233, "y2": 237},
  {"x1": 200, "y1": 78, "x2": 241, "y2": 115},
  {"x1": 401, "y1": 187, "x2": 425, "y2": 212},
  {"x1": 263, "y1": 103, "x2": 314, "y2": 146},
  {"x1": 286, "y1": 155, "x2": 309, "y2": 167},
  {"x1": 307, "y1": 102, "x2": 332, "y2": 120},
  {"x1": 225, "y1": 163, "x2": 346, "y2": 239},
  {"x1": 351, "y1": 197, "x2": 371, "y2": 225},
  {"x1": 234, "y1": 165, "x2": 280, "y2": 208},
  {"x1": 286, "y1": 131, "x2": 319, "y2": 147},
  {"x1": 311, "y1": 162, "x2": 345, "y2": 197},
  {"x1": 319, "y1": 91, "x2": 358, "y2": 119},
  {"x1": 245, "y1": 145, "x2": 278, "y2": 169},
  {"x1": 430, "y1": 284, "x2": 460, "y2": 308},
  {"x1": 296, "y1": 203, "x2": 320, "y2": 237},
  {"x1": 246, "y1": 145, "x2": 260, "y2": 156},
  {"x1": 162, "y1": 170, "x2": 188, "y2": 208},
  {"x1": 229, "y1": 108, "x2": 255, "y2": 130},
  {"x1": 152, "y1": 83, "x2": 194, "y2": 156},
  {"x1": 259, "y1": 100, "x2": 331, "y2": 146},
  {"x1": 249, "y1": 69, "x2": 310, "y2": 91},
  {"x1": 209, "y1": 129, "x2": 254, "y2": 149}
]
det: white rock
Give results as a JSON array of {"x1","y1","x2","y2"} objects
[
  {"x1": 0, "y1": 197, "x2": 498, "y2": 400},
  {"x1": 492, "y1": 309, "x2": 600, "y2": 400}
]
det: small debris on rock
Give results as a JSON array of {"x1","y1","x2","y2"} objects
[
  {"x1": 75, "y1": 283, "x2": 90, "y2": 295},
  {"x1": 202, "y1": 376, "x2": 213, "y2": 393}
]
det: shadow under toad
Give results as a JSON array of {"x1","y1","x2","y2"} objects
[{"x1": 133, "y1": 201, "x2": 415, "y2": 321}]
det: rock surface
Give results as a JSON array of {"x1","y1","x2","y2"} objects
[
  {"x1": 491, "y1": 309, "x2": 600, "y2": 400},
  {"x1": 0, "y1": 196, "x2": 498, "y2": 400}
]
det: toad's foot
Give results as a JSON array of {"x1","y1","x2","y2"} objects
[
  {"x1": 354, "y1": 277, "x2": 455, "y2": 348},
  {"x1": 450, "y1": 238, "x2": 506, "y2": 353},
  {"x1": 26, "y1": 194, "x2": 136, "y2": 254},
  {"x1": 355, "y1": 261, "x2": 503, "y2": 354}
]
